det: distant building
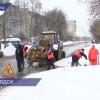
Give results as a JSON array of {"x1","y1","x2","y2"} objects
[
  {"x1": 67, "y1": 20, "x2": 76, "y2": 40},
  {"x1": 0, "y1": 4, "x2": 47, "y2": 40}
]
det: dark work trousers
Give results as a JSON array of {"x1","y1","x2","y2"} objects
[
  {"x1": 17, "y1": 59, "x2": 24, "y2": 72},
  {"x1": 71, "y1": 55, "x2": 79, "y2": 67},
  {"x1": 47, "y1": 58, "x2": 55, "y2": 70},
  {"x1": 43, "y1": 56, "x2": 48, "y2": 67}
]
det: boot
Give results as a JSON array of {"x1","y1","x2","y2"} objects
[
  {"x1": 47, "y1": 66, "x2": 50, "y2": 70},
  {"x1": 52, "y1": 65, "x2": 55, "y2": 69}
]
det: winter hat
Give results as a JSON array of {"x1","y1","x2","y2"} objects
[
  {"x1": 82, "y1": 49, "x2": 84, "y2": 51},
  {"x1": 92, "y1": 45, "x2": 95, "y2": 47},
  {"x1": 48, "y1": 44, "x2": 50, "y2": 47}
]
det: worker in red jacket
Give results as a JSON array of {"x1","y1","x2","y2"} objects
[
  {"x1": 71, "y1": 49, "x2": 87, "y2": 66},
  {"x1": 88, "y1": 45, "x2": 99, "y2": 65}
]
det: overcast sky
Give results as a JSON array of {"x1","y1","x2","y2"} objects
[
  {"x1": 40, "y1": 0, "x2": 91, "y2": 37},
  {"x1": 10, "y1": 0, "x2": 91, "y2": 37}
]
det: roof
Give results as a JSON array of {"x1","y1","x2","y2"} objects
[
  {"x1": 0, "y1": 38, "x2": 21, "y2": 41},
  {"x1": 42, "y1": 31, "x2": 56, "y2": 34}
]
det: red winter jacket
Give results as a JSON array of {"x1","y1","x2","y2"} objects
[
  {"x1": 88, "y1": 46, "x2": 99, "y2": 60},
  {"x1": 73, "y1": 49, "x2": 83, "y2": 58}
]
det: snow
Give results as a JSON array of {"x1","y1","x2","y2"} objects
[
  {"x1": 1, "y1": 42, "x2": 100, "y2": 100},
  {"x1": 0, "y1": 43, "x2": 32, "y2": 57},
  {"x1": 0, "y1": 38, "x2": 21, "y2": 41},
  {"x1": 0, "y1": 43, "x2": 16, "y2": 56},
  {"x1": 0, "y1": 37, "x2": 21, "y2": 56}
]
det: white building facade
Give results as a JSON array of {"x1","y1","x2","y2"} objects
[{"x1": 67, "y1": 20, "x2": 76, "y2": 40}]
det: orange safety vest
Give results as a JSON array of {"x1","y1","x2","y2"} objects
[
  {"x1": 73, "y1": 49, "x2": 83, "y2": 58},
  {"x1": 23, "y1": 48, "x2": 27, "y2": 58},
  {"x1": 45, "y1": 48, "x2": 54, "y2": 59},
  {"x1": 44, "y1": 49, "x2": 47, "y2": 56},
  {"x1": 48, "y1": 52, "x2": 54, "y2": 59}
]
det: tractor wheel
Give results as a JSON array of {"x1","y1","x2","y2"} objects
[{"x1": 62, "y1": 51, "x2": 66, "y2": 58}]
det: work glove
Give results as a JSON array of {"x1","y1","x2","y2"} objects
[{"x1": 85, "y1": 57, "x2": 87, "y2": 60}]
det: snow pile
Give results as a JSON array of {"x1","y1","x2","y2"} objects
[
  {"x1": 0, "y1": 38, "x2": 21, "y2": 42},
  {"x1": 0, "y1": 43, "x2": 32, "y2": 57},
  {"x1": 63, "y1": 41, "x2": 74, "y2": 46},
  {"x1": 62, "y1": 41, "x2": 86, "y2": 46},
  {"x1": 0, "y1": 66, "x2": 100, "y2": 100},
  {"x1": 0, "y1": 43, "x2": 16, "y2": 56}
]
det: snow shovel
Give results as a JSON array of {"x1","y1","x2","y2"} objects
[
  {"x1": 78, "y1": 62, "x2": 87, "y2": 66},
  {"x1": 78, "y1": 63, "x2": 82, "y2": 66},
  {"x1": 97, "y1": 54, "x2": 99, "y2": 65}
]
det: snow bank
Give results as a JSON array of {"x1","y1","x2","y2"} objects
[
  {"x1": 1, "y1": 43, "x2": 16, "y2": 56},
  {"x1": 63, "y1": 41, "x2": 86, "y2": 46},
  {"x1": 0, "y1": 43, "x2": 32, "y2": 57},
  {"x1": 0, "y1": 66, "x2": 100, "y2": 100}
]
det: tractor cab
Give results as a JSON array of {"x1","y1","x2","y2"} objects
[
  {"x1": 40, "y1": 31, "x2": 60, "y2": 49},
  {"x1": 41, "y1": 31, "x2": 59, "y2": 44}
]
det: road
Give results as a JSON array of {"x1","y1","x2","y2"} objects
[
  {"x1": 0, "y1": 42, "x2": 91, "y2": 78},
  {"x1": 0, "y1": 56, "x2": 48, "y2": 78}
]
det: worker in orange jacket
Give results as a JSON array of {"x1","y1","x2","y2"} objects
[
  {"x1": 22, "y1": 46, "x2": 28, "y2": 69},
  {"x1": 88, "y1": 45, "x2": 99, "y2": 65},
  {"x1": 71, "y1": 49, "x2": 87, "y2": 66},
  {"x1": 44, "y1": 44, "x2": 55, "y2": 70},
  {"x1": 23, "y1": 47, "x2": 28, "y2": 58}
]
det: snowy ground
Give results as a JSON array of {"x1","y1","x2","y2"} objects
[{"x1": 0, "y1": 43, "x2": 100, "y2": 100}]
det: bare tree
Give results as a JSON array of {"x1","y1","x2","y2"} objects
[
  {"x1": 90, "y1": 0, "x2": 100, "y2": 19},
  {"x1": 0, "y1": 5, "x2": 12, "y2": 47},
  {"x1": 81, "y1": 0, "x2": 100, "y2": 41},
  {"x1": 78, "y1": 0, "x2": 100, "y2": 19},
  {"x1": 78, "y1": 0, "x2": 100, "y2": 41},
  {"x1": 27, "y1": 0, "x2": 42, "y2": 37},
  {"x1": 90, "y1": 20, "x2": 100, "y2": 41},
  {"x1": 13, "y1": 0, "x2": 42, "y2": 39},
  {"x1": 13, "y1": 0, "x2": 29, "y2": 40},
  {"x1": 44, "y1": 8, "x2": 67, "y2": 40}
]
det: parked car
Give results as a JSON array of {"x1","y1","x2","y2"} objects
[
  {"x1": 0, "y1": 37, "x2": 21, "y2": 48},
  {"x1": 22, "y1": 41, "x2": 30, "y2": 45},
  {"x1": 32, "y1": 42, "x2": 39, "y2": 47}
]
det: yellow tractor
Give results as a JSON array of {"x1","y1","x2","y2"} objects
[{"x1": 27, "y1": 31, "x2": 65, "y2": 66}]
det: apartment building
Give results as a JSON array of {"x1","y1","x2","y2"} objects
[{"x1": 67, "y1": 20, "x2": 76, "y2": 40}]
